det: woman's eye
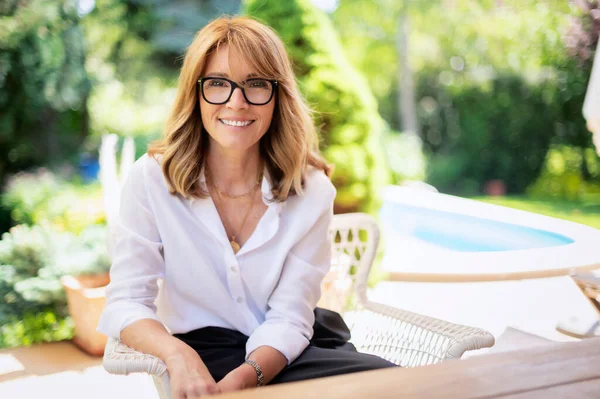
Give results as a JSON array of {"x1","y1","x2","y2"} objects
[
  {"x1": 249, "y1": 80, "x2": 268, "y2": 88},
  {"x1": 209, "y1": 80, "x2": 229, "y2": 87}
]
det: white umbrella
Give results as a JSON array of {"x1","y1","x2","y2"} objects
[{"x1": 583, "y1": 40, "x2": 600, "y2": 156}]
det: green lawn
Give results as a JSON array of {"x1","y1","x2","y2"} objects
[{"x1": 472, "y1": 196, "x2": 600, "y2": 230}]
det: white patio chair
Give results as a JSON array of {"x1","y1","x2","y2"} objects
[{"x1": 102, "y1": 212, "x2": 495, "y2": 398}]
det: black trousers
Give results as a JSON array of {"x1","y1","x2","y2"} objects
[{"x1": 173, "y1": 308, "x2": 396, "y2": 384}]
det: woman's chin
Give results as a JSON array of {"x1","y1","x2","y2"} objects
[{"x1": 212, "y1": 137, "x2": 258, "y2": 153}]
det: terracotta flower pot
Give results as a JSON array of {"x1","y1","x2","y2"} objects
[{"x1": 61, "y1": 273, "x2": 110, "y2": 356}]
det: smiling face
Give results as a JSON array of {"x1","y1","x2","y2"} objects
[{"x1": 199, "y1": 44, "x2": 276, "y2": 154}]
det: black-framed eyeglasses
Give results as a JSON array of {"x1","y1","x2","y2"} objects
[{"x1": 198, "y1": 77, "x2": 278, "y2": 106}]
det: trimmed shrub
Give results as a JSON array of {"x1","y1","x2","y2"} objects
[{"x1": 245, "y1": 0, "x2": 390, "y2": 213}]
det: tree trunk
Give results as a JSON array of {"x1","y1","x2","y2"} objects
[{"x1": 396, "y1": 9, "x2": 420, "y2": 136}]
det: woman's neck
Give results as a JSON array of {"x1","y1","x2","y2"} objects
[{"x1": 205, "y1": 146, "x2": 262, "y2": 195}]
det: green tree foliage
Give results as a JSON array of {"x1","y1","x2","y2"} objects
[
  {"x1": 419, "y1": 74, "x2": 564, "y2": 194},
  {"x1": 0, "y1": 0, "x2": 90, "y2": 185},
  {"x1": 82, "y1": 0, "x2": 241, "y2": 145},
  {"x1": 334, "y1": 0, "x2": 600, "y2": 195},
  {"x1": 82, "y1": 0, "x2": 172, "y2": 141},
  {"x1": 245, "y1": 0, "x2": 390, "y2": 212},
  {"x1": 333, "y1": 0, "x2": 436, "y2": 129}
]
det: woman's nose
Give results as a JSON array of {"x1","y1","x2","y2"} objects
[{"x1": 226, "y1": 87, "x2": 249, "y2": 110}]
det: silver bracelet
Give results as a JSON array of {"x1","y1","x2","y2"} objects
[{"x1": 244, "y1": 359, "x2": 264, "y2": 387}]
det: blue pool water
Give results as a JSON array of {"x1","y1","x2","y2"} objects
[{"x1": 380, "y1": 202, "x2": 575, "y2": 252}]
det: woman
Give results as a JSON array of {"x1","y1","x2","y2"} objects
[{"x1": 97, "y1": 16, "x2": 394, "y2": 398}]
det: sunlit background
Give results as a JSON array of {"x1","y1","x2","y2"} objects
[{"x1": 0, "y1": 0, "x2": 599, "y2": 352}]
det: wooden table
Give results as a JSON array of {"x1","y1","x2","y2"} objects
[{"x1": 220, "y1": 338, "x2": 600, "y2": 398}]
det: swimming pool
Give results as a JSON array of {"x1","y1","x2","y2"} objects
[{"x1": 379, "y1": 186, "x2": 600, "y2": 281}]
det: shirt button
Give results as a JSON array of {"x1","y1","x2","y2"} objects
[
  {"x1": 230, "y1": 266, "x2": 237, "y2": 273},
  {"x1": 236, "y1": 297, "x2": 244, "y2": 303}
]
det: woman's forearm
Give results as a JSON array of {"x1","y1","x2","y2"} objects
[
  {"x1": 243, "y1": 345, "x2": 288, "y2": 385},
  {"x1": 120, "y1": 321, "x2": 288, "y2": 387},
  {"x1": 121, "y1": 319, "x2": 222, "y2": 396},
  {"x1": 120, "y1": 319, "x2": 212, "y2": 378},
  {"x1": 120, "y1": 319, "x2": 183, "y2": 360}
]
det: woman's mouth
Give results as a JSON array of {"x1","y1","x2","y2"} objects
[{"x1": 219, "y1": 119, "x2": 255, "y2": 127}]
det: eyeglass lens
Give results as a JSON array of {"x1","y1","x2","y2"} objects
[{"x1": 203, "y1": 78, "x2": 273, "y2": 105}]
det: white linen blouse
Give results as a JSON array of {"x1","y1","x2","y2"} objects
[{"x1": 97, "y1": 153, "x2": 336, "y2": 364}]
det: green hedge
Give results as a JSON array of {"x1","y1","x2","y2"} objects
[
  {"x1": 0, "y1": 223, "x2": 110, "y2": 327},
  {"x1": 416, "y1": 68, "x2": 597, "y2": 195}
]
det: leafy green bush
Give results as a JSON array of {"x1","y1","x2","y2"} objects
[
  {"x1": 527, "y1": 145, "x2": 600, "y2": 201},
  {"x1": 0, "y1": 309, "x2": 74, "y2": 349},
  {"x1": 419, "y1": 73, "x2": 564, "y2": 194},
  {"x1": 0, "y1": 223, "x2": 110, "y2": 326},
  {"x1": 245, "y1": 0, "x2": 390, "y2": 213},
  {"x1": 2, "y1": 168, "x2": 105, "y2": 234},
  {"x1": 2, "y1": 168, "x2": 63, "y2": 226},
  {"x1": 0, "y1": 162, "x2": 109, "y2": 350}
]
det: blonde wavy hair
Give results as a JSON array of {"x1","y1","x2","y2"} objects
[{"x1": 148, "y1": 16, "x2": 331, "y2": 201}]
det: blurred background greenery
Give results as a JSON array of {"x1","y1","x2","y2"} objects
[{"x1": 0, "y1": 0, "x2": 598, "y2": 348}]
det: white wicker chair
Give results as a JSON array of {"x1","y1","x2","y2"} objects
[{"x1": 103, "y1": 212, "x2": 495, "y2": 398}]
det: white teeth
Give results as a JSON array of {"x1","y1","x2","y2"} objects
[{"x1": 221, "y1": 119, "x2": 252, "y2": 127}]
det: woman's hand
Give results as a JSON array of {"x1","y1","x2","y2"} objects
[
  {"x1": 217, "y1": 364, "x2": 258, "y2": 393},
  {"x1": 166, "y1": 350, "x2": 221, "y2": 398}
]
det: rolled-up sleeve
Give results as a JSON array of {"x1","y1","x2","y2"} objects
[
  {"x1": 245, "y1": 189, "x2": 335, "y2": 364},
  {"x1": 97, "y1": 158, "x2": 165, "y2": 339}
]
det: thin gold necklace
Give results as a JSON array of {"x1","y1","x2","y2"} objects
[
  {"x1": 206, "y1": 167, "x2": 262, "y2": 254},
  {"x1": 205, "y1": 168, "x2": 261, "y2": 199}
]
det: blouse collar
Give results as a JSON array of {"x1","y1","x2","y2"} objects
[{"x1": 188, "y1": 165, "x2": 283, "y2": 256}]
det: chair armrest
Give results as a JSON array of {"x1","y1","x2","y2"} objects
[
  {"x1": 103, "y1": 337, "x2": 169, "y2": 377},
  {"x1": 347, "y1": 301, "x2": 495, "y2": 367}
]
